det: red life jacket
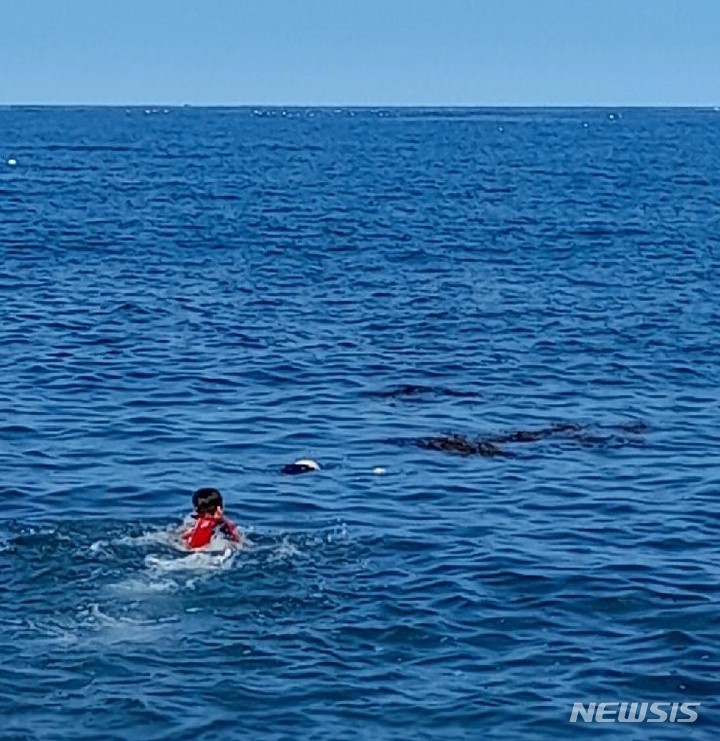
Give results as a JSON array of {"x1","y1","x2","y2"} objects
[{"x1": 183, "y1": 514, "x2": 240, "y2": 549}]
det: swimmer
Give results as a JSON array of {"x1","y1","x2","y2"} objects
[
  {"x1": 281, "y1": 458, "x2": 320, "y2": 475},
  {"x1": 181, "y1": 487, "x2": 242, "y2": 549}
]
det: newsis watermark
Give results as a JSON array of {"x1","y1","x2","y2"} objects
[{"x1": 569, "y1": 701, "x2": 700, "y2": 724}]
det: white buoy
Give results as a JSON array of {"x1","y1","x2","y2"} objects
[
  {"x1": 373, "y1": 467, "x2": 387, "y2": 475},
  {"x1": 7, "y1": 158, "x2": 17, "y2": 166}
]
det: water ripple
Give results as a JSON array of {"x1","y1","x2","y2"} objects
[{"x1": 0, "y1": 107, "x2": 719, "y2": 739}]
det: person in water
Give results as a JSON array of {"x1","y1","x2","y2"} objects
[
  {"x1": 182, "y1": 487, "x2": 242, "y2": 549},
  {"x1": 281, "y1": 458, "x2": 320, "y2": 475}
]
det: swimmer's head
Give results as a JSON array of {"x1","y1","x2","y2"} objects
[
  {"x1": 192, "y1": 487, "x2": 223, "y2": 515},
  {"x1": 281, "y1": 459, "x2": 321, "y2": 475}
]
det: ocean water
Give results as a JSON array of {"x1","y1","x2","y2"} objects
[{"x1": 0, "y1": 107, "x2": 719, "y2": 740}]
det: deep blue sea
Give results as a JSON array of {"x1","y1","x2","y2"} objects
[{"x1": 1, "y1": 107, "x2": 719, "y2": 740}]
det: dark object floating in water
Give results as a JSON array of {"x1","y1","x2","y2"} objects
[
  {"x1": 613, "y1": 420, "x2": 649, "y2": 435},
  {"x1": 416, "y1": 434, "x2": 509, "y2": 457},
  {"x1": 403, "y1": 421, "x2": 647, "y2": 458},
  {"x1": 485, "y1": 422, "x2": 584, "y2": 445},
  {"x1": 281, "y1": 459, "x2": 321, "y2": 475},
  {"x1": 372, "y1": 384, "x2": 479, "y2": 400}
]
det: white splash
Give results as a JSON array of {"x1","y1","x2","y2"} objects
[
  {"x1": 268, "y1": 536, "x2": 302, "y2": 562},
  {"x1": 145, "y1": 546, "x2": 236, "y2": 573}
]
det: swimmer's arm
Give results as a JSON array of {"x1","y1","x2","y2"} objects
[{"x1": 222, "y1": 517, "x2": 243, "y2": 544}]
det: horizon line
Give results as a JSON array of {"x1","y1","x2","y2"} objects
[{"x1": 1, "y1": 103, "x2": 719, "y2": 110}]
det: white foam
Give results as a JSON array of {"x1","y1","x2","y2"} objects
[
  {"x1": 269, "y1": 536, "x2": 302, "y2": 561},
  {"x1": 110, "y1": 576, "x2": 178, "y2": 594},
  {"x1": 34, "y1": 603, "x2": 177, "y2": 648},
  {"x1": 88, "y1": 539, "x2": 112, "y2": 556},
  {"x1": 81, "y1": 604, "x2": 176, "y2": 644},
  {"x1": 145, "y1": 546, "x2": 235, "y2": 573}
]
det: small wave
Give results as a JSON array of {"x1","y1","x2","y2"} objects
[
  {"x1": 76, "y1": 603, "x2": 179, "y2": 644},
  {"x1": 370, "y1": 384, "x2": 479, "y2": 401}
]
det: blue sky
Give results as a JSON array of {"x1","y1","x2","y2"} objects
[{"x1": 1, "y1": 0, "x2": 718, "y2": 105}]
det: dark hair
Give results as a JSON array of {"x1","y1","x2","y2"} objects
[
  {"x1": 192, "y1": 487, "x2": 223, "y2": 515},
  {"x1": 281, "y1": 462, "x2": 316, "y2": 475}
]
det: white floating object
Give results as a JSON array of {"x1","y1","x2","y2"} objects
[
  {"x1": 7, "y1": 158, "x2": 17, "y2": 166},
  {"x1": 373, "y1": 467, "x2": 387, "y2": 475},
  {"x1": 295, "y1": 458, "x2": 320, "y2": 471}
]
